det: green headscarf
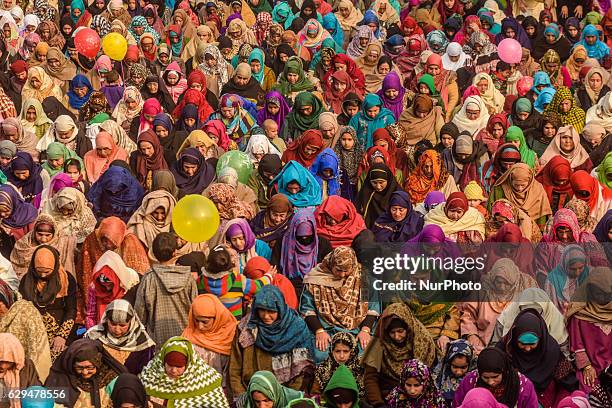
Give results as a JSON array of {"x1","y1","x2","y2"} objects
[
  {"x1": 243, "y1": 371, "x2": 303, "y2": 408},
  {"x1": 323, "y1": 364, "x2": 360, "y2": 408},
  {"x1": 247, "y1": 0, "x2": 272, "y2": 14},
  {"x1": 248, "y1": 48, "x2": 266, "y2": 85},
  {"x1": 285, "y1": 91, "x2": 325, "y2": 132},
  {"x1": 42, "y1": 142, "x2": 83, "y2": 177},
  {"x1": 515, "y1": 97, "x2": 532, "y2": 114},
  {"x1": 274, "y1": 56, "x2": 314, "y2": 96},
  {"x1": 597, "y1": 151, "x2": 612, "y2": 189},
  {"x1": 505, "y1": 126, "x2": 537, "y2": 168},
  {"x1": 418, "y1": 74, "x2": 438, "y2": 96}
]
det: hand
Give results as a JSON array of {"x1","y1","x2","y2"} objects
[
  {"x1": 268, "y1": 265, "x2": 277, "y2": 277},
  {"x1": 467, "y1": 334, "x2": 483, "y2": 350},
  {"x1": 560, "y1": 6, "x2": 569, "y2": 18},
  {"x1": 356, "y1": 330, "x2": 371, "y2": 349},
  {"x1": 315, "y1": 330, "x2": 331, "y2": 352},
  {"x1": 583, "y1": 365, "x2": 597, "y2": 387},
  {"x1": 437, "y1": 335, "x2": 450, "y2": 351},
  {"x1": 574, "y1": 5, "x2": 583, "y2": 18},
  {"x1": 51, "y1": 336, "x2": 66, "y2": 353}
]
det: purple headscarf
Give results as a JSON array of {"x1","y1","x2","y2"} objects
[
  {"x1": 33, "y1": 173, "x2": 76, "y2": 209},
  {"x1": 0, "y1": 184, "x2": 38, "y2": 228},
  {"x1": 280, "y1": 209, "x2": 318, "y2": 279},
  {"x1": 257, "y1": 91, "x2": 291, "y2": 132},
  {"x1": 408, "y1": 224, "x2": 448, "y2": 243},
  {"x1": 225, "y1": 218, "x2": 256, "y2": 253},
  {"x1": 424, "y1": 190, "x2": 446, "y2": 210},
  {"x1": 377, "y1": 72, "x2": 406, "y2": 120},
  {"x1": 101, "y1": 85, "x2": 125, "y2": 110}
]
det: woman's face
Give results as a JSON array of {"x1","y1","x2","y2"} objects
[
  {"x1": 74, "y1": 360, "x2": 97, "y2": 380},
  {"x1": 340, "y1": 133, "x2": 354, "y2": 150},
  {"x1": 62, "y1": 24, "x2": 73, "y2": 37},
  {"x1": 158, "y1": 52, "x2": 169, "y2": 64},
  {"x1": 49, "y1": 156, "x2": 65, "y2": 170},
  {"x1": 331, "y1": 264, "x2": 351, "y2": 279},
  {"x1": 334, "y1": 62, "x2": 347, "y2": 72},
  {"x1": 251, "y1": 391, "x2": 273, "y2": 408},
  {"x1": 205, "y1": 53, "x2": 217, "y2": 68},
  {"x1": 182, "y1": 162, "x2": 198, "y2": 176},
  {"x1": 286, "y1": 181, "x2": 301, "y2": 194},
  {"x1": 441, "y1": 133, "x2": 454, "y2": 148},
  {"x1": 366, "y1": 105, "x2": 380, "y2": 119},
  {"x1": 585, "y1": 35, "x2": 597, "y2": 45},
  {"x1": 230, "y1": 233, "x2": 246, "y2": 251},
  {"x1": 268, "y1": 209, "x2": 289, "y2": 226},
  {"x1": 250, "y1": 60, "x2": 262, "y2": 74},
  {"x1": 151, "y1": 206, "x2": 166, "y2": 223},
  {"x1": 35, "y1": 228, "x2": 54, "y2": 244},
  {"x1": 476, "y1": 78, "x2": 488, "y2": 94},
  {"x1": 390, "y1": 205, "x2": 407, "y2": 222},
  {"x1": 107, "y1": 319, "x2": 130, "y2": 338},
  {"x1": 339, "y1": 6, "x2": 350, "y2": 18},
  {"x1": 511, "y1": 178, "x2": 529, "y2": 193},
  {"x1": 404, "y1": 377, "x2": 424, "y2": 398},
  {"x1": 359, "y1": 37, "x2": 369, "y2": 48},
  {"x1": 25, "y1": 107, "x2": 37, "y2": 123},
  {"x1": 516, "y1": 111, "x2": 529, "y2": 121},
  {"x1": 298, "y1": 104, "x2": 313, "y2": 117},
  {"x1": 384, "y1": 88, "x2": 399, "y2": 101},
  {"x1": 559, "y1": 133, "x2": 574, "y2": 152},
  {"x1": 194, "y1": 314, "x2": 215, "y2": 332},
  {"x1": 141, "y1": 38, "x2": 154, "y2": 53},
  {"x1": 543, "y1": 122, "x2": 556, "y2": 138},
  {"x1": 415, "y1": 108, "x2": 429, "y2": 119},
  {"x1": 589, "y1": 72, "x2": 603, "y2": 91},
  {"x1": 524, "y1": 25, "x2": 535, "y2": 36},
  {"x1": 504, "y1": 27, "x2": 516, "y2": 39},
  {"x1": 286, "y1": 72, "x2": 299, "y2": 84},
  {"x1": 378, "y1": 62, "x2": 390, "y2": 75},
  {"x1": 446, "y1": 207, "x2": 464, "y2": 221},
  {"x1": 332, "y1": 342, "x2": 351, "y2": 364},
  {"x1": 450, "y1": 355, "x2": 469, "y2": 378},
  {"x1": 466, "y1": 106, "x2": 480, "y2": 120},
  {"x1": 490, "y1": 123, "x2": 504, "y2": 138},
  {"x1": 125, "y1": 98, "x2": 138, "y2": 110},
  {"x1": 73, "y1": 86, "x2": 89, "y2": 98},
  {"x1": 567, "y1": 26, "x2": 578, "y2": 38},
  {"x1": 443, "y1": 0, "x2": 455, "y2": 8},
  {"x1": 164, "y1": 362, "x2": 186, "y2": 380},
  {"x1": 368, "y1": 22, "x2": 377, "y2": 32},
  {"x1": 333, "y1": 78, "x2": 347, "y2": 93},
  {"x1": 184, "y1": 117, "x2": 196, "y2": 128},
  {"x1": 427, "y1": 64, "x2": 440, "y2": 76},
  {"x1": 13, "y1": 169, "x2": 29, "y2": 180},
  {"x1": 29, "y1": 77, "x2": 41, "y2": 89},
  {"x1": 65, "y1": 164, "x2": 80, "y2": 182},
  {"x1": 370, "y1": 178, "x2": 387, "y2": 192},
  {"x1": 480, "y1": 372, "x2": 502, "y2": 388},
  {"x1": 166, "y1": 73, "x2": 179, "y2": 85},
  {"x1": 221, "y1": 106, "x2": 235, "y2": 119},
  {"x1": 73, "y1": 7, "x2": 82, "y2": 17},
  {"x1": 133, "y1": 25, "x2": 145, "y2": 36},
  {"x1": 257, "y1": 308, "x2": 278, "y2": 325},
  {"x1": 267, "y1": 103, "x2": 279, "y2": 115},
  {"x1": 365, "y1": 49, "x2": 380, "y2": 64}
]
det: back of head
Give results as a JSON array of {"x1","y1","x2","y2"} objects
[
  {"x1": 152, "y1": 232, "x2": 178, "y2": 263},
  {"x1": 206, "y1": 245, "x2": 234, "y2": 274}
]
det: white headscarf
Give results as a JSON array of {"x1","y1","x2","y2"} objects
[
  {"x1": 452, "y1": 95, "x2": 491, "y2": 136},
  {"x1": 585, "y1": 91, "x2": 612, "y2": 133},
  {"x1": 442, "y1": 42, "x2": 468, "y2": 71},
  {"x1": 244, "y1": 133, "x2": 281, "y2": 164}
]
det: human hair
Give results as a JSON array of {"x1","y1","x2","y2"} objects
[{"x1": 152, "y1": 232, "x2": 178, "y2": 262}]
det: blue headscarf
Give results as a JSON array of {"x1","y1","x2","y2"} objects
[
  {"x1": 349, "y1": 93, "x2": 396, "y2": 148},
  {"x1": 322, "y1": 13, "x2": 344, "y2": 48},
  {"x1": 534, "y1": 87, "x2": 556, "y2": 113},
  {"x1": 310, "y1": 148, "x2": 340, "y2": 197},
  {"x1": 359, "y1": 10, "x2": 382, "y2": 39},
  {"x1": 168, "y1": 27, "x2": 183, "y2": 57},
  {"x1": 67, "y1": 74, "x2": 93, "y2": 109},
  {"x1": 372, "y1": 191, "x2": 424, "y2": 242},
  {"x1": 272, "y1": 2, "x2": 295, "y2": 29},
  {"x1": 86, "y1": 164, "x2": 145, "y2": 222},
  {"x1": 546, "y1": 244, "x2": 589, "y2": 305},
  {"x1": 248, "y1": 48, "x2": 266, "y2": 85},
  {"x1": 531, "y1": 71, "x2": 554, "y2": 95},
  {"x1": 248, "y1": 285, "x2": 314, "y2": 354},
  {"x1": 576, "y1": 24, "x2": 610, "y2": 62},
  {"x1": 70, "y1": 0, "x2": 86, "y2": 23},
  {"x1": 272, "y1": 160, "x2": 322, "y2": 208}
]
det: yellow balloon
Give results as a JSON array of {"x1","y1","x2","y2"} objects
[
  {"x1": 102, "y1": 33, "x2": 128, "y2": 61},
  {"x1": 172, "y1": 195, "x2": 220, "y2": 243}
]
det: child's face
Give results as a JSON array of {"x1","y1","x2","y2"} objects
[
  {"x1": 404, "y1": 377, "x2": 424, "y2": 398},
  {"x1": 418, "y1": 83, "x2": 431, "y2": 94},
  {"x1": 468, "y1": 199, "x2": 481, "y2": 208},
  {"x1": 345, "y1": 104, "x2": 359, "y2": 117},
  {"x1": 450, "y1": 355, "x2": 469, "y2": 378},
  {"x1": 265, "y1": 124, "x2": 278, "y2": 140},
  {"x1": 332, "y1": 342, "x2": 351, "y2": 364},
  {"x1": 340, "y1": 133, "x2": 354, "y2": 150}
]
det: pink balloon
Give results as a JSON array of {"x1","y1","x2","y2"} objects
[
  {"x1": 498, "y1": 38, "x2": 522, "y2": 64},
  {"x1": 74, "y1": 28, "x2": 100, "y2": 59}
]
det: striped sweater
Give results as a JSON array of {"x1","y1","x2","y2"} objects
[{"x1": 197, "y1": 270, "x2": 272, "y2": 319}]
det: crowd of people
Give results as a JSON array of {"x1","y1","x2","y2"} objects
[{"x1": 0, "y1": 0, "x2": 609, "y2": 406}]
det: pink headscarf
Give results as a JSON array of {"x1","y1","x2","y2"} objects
[{"x1": 139, "y1": 98, "x2": 163, "y2": 134}]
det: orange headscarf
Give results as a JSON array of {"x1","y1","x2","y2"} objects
[
  {"x1": 404, "y1": 149, "x2": 443, "y2": 203},
  {"x1": 83, "y1": 131, "x2": 129, "y2": 182},
  {"x1": 96, "y1": 216, "x2": 127, "y2": 248},
  {"x1": 182, "y1": 294, "x2": 237, "y2": 355},
  {"x1": 0, "y1": 334, "x2": 25, "y2": 408}
]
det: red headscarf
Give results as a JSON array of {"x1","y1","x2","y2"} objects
[
  {"x1": 485, "y1": 223, "x2": 535, "y2": 276},
  {"x1": 358, "y1": 145, "x2": 395, "y2": 178},
  {"x1": 445, "y1": 191, "x2": 469, "y2": 215},
  {"x1": 323, "y1": 70, "x2": 355, "y2": 114},
  {"x1": 401, "y1": 15, "x2": 423, "y2": 36},
  {"x1": 535, "y1": 156, "x2": 574, "y2": 212},
  {"x1": 323, "y1": 54, "x2": 366, "y2": 96},
  {"x1": 134, "y1": 129, "x2": 169, "y2": 187},
  {"x1": 172, "y1": 88, "x2": 214, "y2": 123},
  {"x1": 244, "y1": 256, "x2": 298, "y2": 309},
  {"x1": 436, "y1": 0, "x2": 463, "y2": 24},
  {"x1": 477, "y1": 113, "x2": 509, "y2": 155},
  {"x1": 315, "y1": 195, "x2": 366, "y2": 247},
  {"x1": 92, "y1": 265, "x2": 126, "y2": 322},
  {"x1": 372, "y1": 128, "x2": 410, "y2": 176},
  {"x1": 281, "y1": 130, "x2": 324, "y2": 168},
  {"x1": 203, "y1": 120, "x2": 231, "y2": 151},
  {"x1": 139, "y1": 98, "x2": 163, "y2": 134},
  {"x1": 570, "y1": 170, "x2": 612, "y2": 211}
]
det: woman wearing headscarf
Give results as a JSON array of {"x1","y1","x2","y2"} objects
[
  {"x1": 18, "y1": 245, "x2": 77, "y2": 361},
  {"x1": 530, "y1": 23, "x2": 572, "y2": 61},
  {"x1": 314, "y1": 196, "x2": 365, "y2": 251},
  {"x1": 565, "y1": 267, "x2": 612, "y2": 392},
  {"x1": 442, "y1": 134, "x2": 488, "y2": 189},
  {"x1": 282, "y1": 130, "x2": 324, "y2": 170},
  {"x1": 349, "y1": 94, "x2": 395, "y2": 149},
  {"x1": 112, "y1": 86, "x2": 143, "y2": 134},
  {"x1": 20, "y1": 98, "x2": 52, "y2": 140},
  {"x1": 539, "y1": 125, "x2": 593, "y2": 172},
  {"x1": 209, "y1": 94, "x2": 257, "y2": 149},
  {"x1": 0, "y1": 184, "x2": 37, "y2": 245},
  {"x1": 21, "y1": 66, "x2": 64, "y2": 104},
  {"x1": 424, "y1": 191, "x2": 486, "y2": 244},
  {"x1": 544, "y1": 86, "x2": 586, "y2": 132},
  {"x1": 83, "y1": 131, "x2": 129, "y2": 183},
  {"x1": 5, "y1": 152, "x2": 44, "y2": 204},
  {"x1": 65, "y1": 74, "x2": 93, "y2": 118},
  {"x1": 488, "y1": 163, "x2": 551, "y2": 230},
  {"x1": 427, "y1": 29, "x2": 450, "y2": 55},
  {"x1": 129, "y1": 130, "x2": 169, "y2": 191},
  {"x1": 199, "y1": 45, "x2": 233, "y2": 98},
  {"x1": 36, "y1": 20, "x2": 65, "y2": 49},
  {"x1": 125, "y1": 190, "x2": 175, "y2": 252},
  {"x1": 460, "y1": 258, "x2": 538, "y2": 354},
  {"x1": 371, "y1": 190, "x2": 423, "y2": 243},
  {"x1": 405, "y1": 149, "x2": 458, "y2": 204},
  {"x1": 543, "y1": 244, "x2": 590, "y2": 315},
  {"x1": 472, "y1": 73, "x2": 504, "y2": 115},
  {"x1": 452, "y1": 95, "x2": 490, "y2": 136},
  {"x1": 535, "y1": 156, "x2": 574, "y2": 214},
  {"x1": 85, "y1": 300, "x2": 154, "y2": 376},
  {"x1": 176, "y1": 130, "x2": 224, "y2": 161},
  {"x1": 453, "y1": 347, "x2": 538, "y2": 407},
  {"x1": 509, "y1": 97, "x2": 540, "y2": 134},
  {"x1": 296, "y1": 18, "x2": 332, "y2": 61},
  {"x1": 576, "y1": 67, "x2": 610, "y2": 112},
  {"x1": 0, "y1": 119, "x2": 34, "y2": 163},
  {"x1": 87, "y1": 163, "x2": 145, "y2": 223},
  {"x1": 167, "y1": 148, "x2": 215, "y2": 198},
  {"x1": 220, "y1": 218, "x2": 271, "y2": 272},
  {"x1": 42, "y1": 187, "x2": 97, "y2": 246},
  {"x1": 334, "y1": 0, "x2": 363, "y2": 47},
  {"x1": 84, "y1": 249, "x2": 140, "y2": 331},
  {"x1": 0, "y1": 332, "x2": 43, "y2": 407},
  {"x1": 282, "y1": 92, "x2": 326, "y2": 142},
  {"x1": 332, "y1": 126, "x2": 362, "y2": 202},
  {"x1": 538, "y1": 49, "x2": 571, "y2": 89},
  {"x1": 273, "y1": 56, "x2": 315, "y2": 104},
  {"x1": 300, "y1": 246, "x2": 379, "y2": 362},
  {"x1": 361, "y1": 302, "x2": 437, "y2": 406},
  {"x1": 220, "y1": 63, "x2": 265, "y2": 106},
  {"x1": 413, "y1": 53, "x2": 459, "y2": 121},
  {"x1": 271, "y1": 160, "x2": 323, "y2": 208},
  {"x1": 575, "y1": 24, "x2": 611, "y2": 63},
  {"x1": 356, "y1": 163, "x2": 402, "y2": 228},
  {"x1": 386, "y1": 358, "x2": 446, "y2": 407},
  {"x1": 474, "y1": 114, "x2": 508, "y2": 157},
  {"x1": 503, "y1": 126, "x2": 538, "y2": 171},
  {"x1": 44, "y1": 338, "x2": 127, "y2": 407},
  {"x1": 229, "y1": 284, "x2": 313, "y2": 394},
  {"x1": 324, "y1": 71, "x2": 357, "y2": 115}
]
